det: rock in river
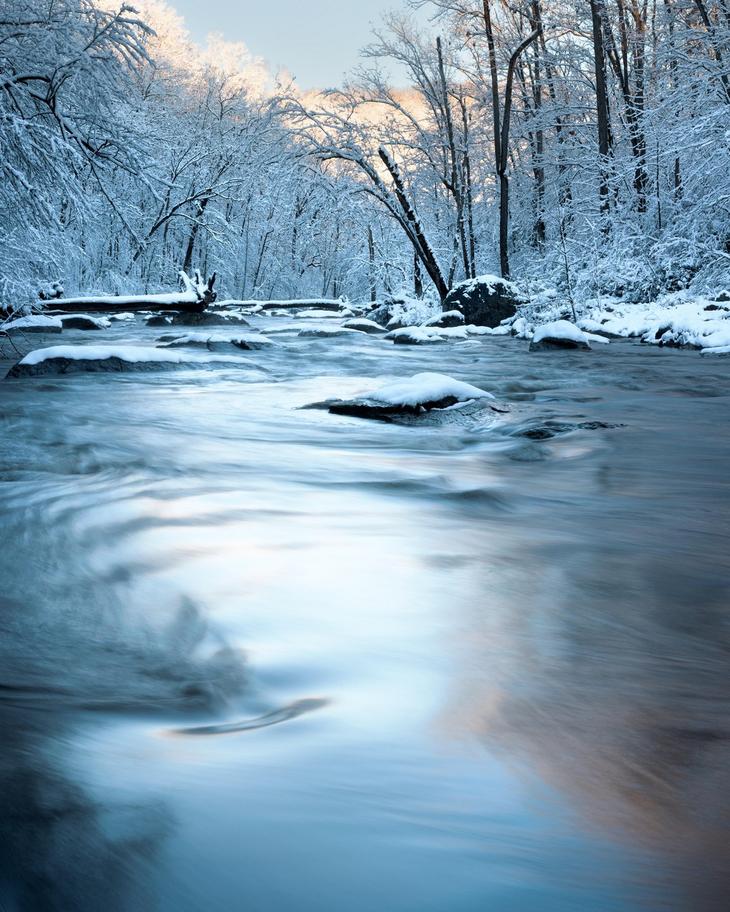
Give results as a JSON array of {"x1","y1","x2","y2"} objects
[
  {"x1": 529, "y1": 321, "x2": 609, "y2": 352},
  {"x1": 5, "y1": 344, "x2": 249, "y2": 378},
  {"x1": 303, "y1": 372, "x2": 506, "y2": 425}
]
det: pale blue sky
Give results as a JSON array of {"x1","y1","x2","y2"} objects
[{"x1": 171, "y1": 0, "x2": 422, "y2": 88}]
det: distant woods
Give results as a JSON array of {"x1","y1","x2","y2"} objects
[{"x1": 2, "y1": 0, "x2": 729, "y2": 306}]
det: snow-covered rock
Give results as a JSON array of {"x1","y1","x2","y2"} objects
[
  {"x1": 59, "y1": 314, "x2": 111, "y2": 330},
  {"x1": 424, "y1": 310, "x2": 465, "y2": 328},
  {"x1": 107, "y1": 312, "x2": 136, "y2": 322},
  {"x1": 386, "y1": 326, "x2": 447, "y2": 345},
  {"x1": 145, "y1": 314, "x2": 172, "y2": 326},
  {"x1": 341, "y1": 318, "x2": 386, "y2": 334},
  {"x1": 305, "y1": 372, "x2": 499, "y2": 423},
  {"x1": 2, "y1": 314, "x2": 63, "y2": 334},
  {"x1": 529, "y1": 320, "x2": 609, "y2": 351},
  {"x1": 6, "y1": 345, "x2": 248, "y2": 378},
  {"x1": 444, "y1": 275, "x2": 525, "y2": 327}
]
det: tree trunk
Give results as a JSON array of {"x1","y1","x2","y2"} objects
[{"x1": 589, "y1": 0, "x2": 613, "y2": 218}]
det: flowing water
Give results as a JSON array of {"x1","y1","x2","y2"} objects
[{"x1": 0, "y1": 316, "x2": 728, "y2": 911}]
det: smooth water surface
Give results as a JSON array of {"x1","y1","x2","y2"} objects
[{"x1": 0, "y1": 317, "x2": 728, "y2": 911}]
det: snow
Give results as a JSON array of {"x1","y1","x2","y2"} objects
[
  {"x1": 365, "y1": 372, "x2": 495, "y2": 406},
  {"x1": 158, "y1": 331, "x2": 276, "y2": 347},
  {"x1": 18, "y1": 345, "x2": 247, "y2": 366},
  {"x1": 465, "y1": 323, "x2": 511, "y2": 336},
  {"x1": 60, "y1": 314, "x2": 111, "y2": 329},
  {"x1": 533, "y1": 320, "x2": 610, "y2": 346},
  {"x1": 452, "y1": 273, "x2": 521, "y2": 297},
  {"x1": 386, "y1": 326, "x2": 446, "y2": 344},
  {"x1": 3, "y1": 314, "x2": 63, "y2": 331},
  {"x1": 293, "y1": 309, "x2": 344, "y2": 319},
  {"x1": 108, "y1": 312, "x2": 136, "y2": 322},
  {"x1": 52, "y1": 292, "x2": 199, "y2": 307},
  {"x1": 341, "y1": 318, "x2": 385, "y2": 333},
  {"x1": 424, "y1": 310, "x2": 464, "y2": 327},
  {"x1": 429, "y1": 326, "x2": 469, "y2": 339},
  {"x1": 515, "y1": 293, "x2": 730, "y2": 352}
]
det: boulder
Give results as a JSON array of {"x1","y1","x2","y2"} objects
[
  {"x1": 5, "y1": 344, "x2": 247, "y2": 378},
  {"x1": 3, "y1": 315, "x2": 63, "y2": 334},
  {"x1": 443, "y1": 275, "x2": 524, "y2": 327},
  {"x1": 341, "y1": 318, "x2": 386, "y2": 334},
  {"x1": 145, "y1": 314, "x2": 172, "y2": 327},
  {"x1": 387, "y1": 326, "x2": 446, "y2": 345},
  {"x1": 302, "y1": 372, "x2": 502, "y2": 424},
  {"x1": 529, "y1": 320, "x2": 606, "y2": 352},
  {"x1": 59, "y1": 315, "x2": 109, "y2": 330},
  {"x1": 425, "y1": 310, "x2": 465, "y2": 328}
]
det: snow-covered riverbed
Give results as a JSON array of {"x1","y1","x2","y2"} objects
[{"x1": 0, "y1": 311, "x2": 728, "y2": 912}]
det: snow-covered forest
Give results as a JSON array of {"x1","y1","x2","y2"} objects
[{"x1": 3, "y1": 0, "x2": 730, "y2": 310}]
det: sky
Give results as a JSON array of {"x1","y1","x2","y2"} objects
[{"x1": 170, "y1": 0, "x2": 426, "y2": 88}]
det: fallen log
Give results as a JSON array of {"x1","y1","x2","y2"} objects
[
  {"x1": 46, "y1": 292, "x2": 206, "y2": 314},
  {"x1": 42, "y1": 271, "x2": 216, "y2": 314}
]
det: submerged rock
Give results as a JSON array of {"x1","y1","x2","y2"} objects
[
  {"x1": 297, "y1": 327, "x2": 362, "y2": 338},
  {"x1": 145, "y1": 314, "x2": 172, "y2": 327},
  {"x1": 157, "y1": 331, "x2": 275, "y2": 351},
  {"x1": 443, "y1": 275, "x2": 524, "y2": 327},
  {"x1": 511, "y1": 419, "x2": 624, "y2": 440}
]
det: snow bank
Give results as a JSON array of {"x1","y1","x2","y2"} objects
[
  {"x1": 511, "y1": 291, "x2": 730, "y2": 352},
  {"x1": 366, "y1": 372, "x2": 494, "y2": 406}
]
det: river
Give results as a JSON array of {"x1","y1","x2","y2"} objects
[{"x1": 0, "y1": 314, "x2": 728, "y2": 911}]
